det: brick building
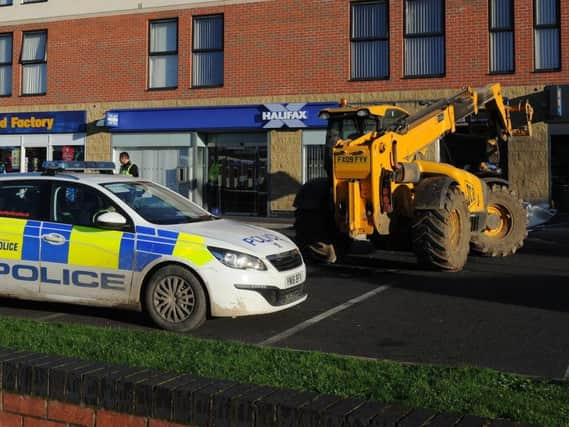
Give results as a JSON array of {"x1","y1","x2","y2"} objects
[{"x1": 0, "y1": 0, "x2": 568, "y2": 215}]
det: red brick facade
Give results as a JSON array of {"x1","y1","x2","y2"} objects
[{"x1": 0, "y1": 0, "x2": 567, "y2": 107}]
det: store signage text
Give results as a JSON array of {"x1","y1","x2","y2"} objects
[
  {"x1": 0, "y1": 111, "x2": 86, "y2": 134},
  {"x1": 262, "y1": 104, "x2": 309, "y2": 129},
  {"x1": 0, "y1": 116, "x2": 54, "y2": 131}
]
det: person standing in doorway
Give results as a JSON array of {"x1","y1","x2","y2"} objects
[{"x1": 119, "y1": 152, "x2": 139, "y2": 177}]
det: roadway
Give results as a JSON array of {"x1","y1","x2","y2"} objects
[{"x1": 1, "y1": 217, "x2": 568, "y2": 379}]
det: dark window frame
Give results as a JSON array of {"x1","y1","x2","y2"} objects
[
  {"x1": 350, "y1": 0, "x2": 390, "y2": 81},
  {"x1": 192, "y1": 13, "x2": 224, "y2": 88},
  {"x1": 0, "y1": 180, "x2": 50, "y2": 221},
  {"x1": 20, "y1": 29, "x2": 48, "y2": 96},
  {"x1": 533, "y1": 0, "x2": 561, "y2": 72},
  {"x1": 403, "y1": 0, "x2": 446, "y2": 78},
  {"x1": 488, "y1": 0, "x2": 515, "y2": 74},
  {"x1": 21, "y1": 0, "x2": 48, "y2": 3},
  {"x1": 0, "y1": 32, "x2": 13, "y2": 97},
  {"x1": 148, "y1": 18, "x2": 179, "y2": 90},
  {"x1": 49, "y1": 180, "x2": 134, "y2": 231}
]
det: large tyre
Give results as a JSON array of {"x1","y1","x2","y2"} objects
[
  {"x1": 411, "y1": 186, "x2": 471, "y2": 271},
  {"x1": 471, "y1": 185, "x2": 527, "y2": 257},
  {"x1": 144, "y1": 265, "x2": 207, "y2": 332}
]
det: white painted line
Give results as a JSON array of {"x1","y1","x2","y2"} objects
[
  {"x1": 563, "y1": 365, "x2": 569, "y2": 380},
  {"x1": 36, "y1": 313, "x2": 67, "y2": 322},
  {"x1": 259, "y1": 284, "x2": 392, "y2": 346}
]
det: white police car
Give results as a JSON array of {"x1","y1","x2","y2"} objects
[{"x1": 0, "y1": 162, "x2": 306, "y2": 331}]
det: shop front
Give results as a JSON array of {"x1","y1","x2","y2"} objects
[
  {"x1": 105, "y1": 102, "x2": 334, "y2": 216},
  {"x1": 0, "y1": 111, "x2": 86, "y2": 173}
]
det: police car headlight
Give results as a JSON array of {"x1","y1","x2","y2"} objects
[{"x1": 207, "y1": 247, "x2": 267, "y2": 271}]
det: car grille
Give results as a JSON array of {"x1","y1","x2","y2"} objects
[
  {"x1": 256, "y1": 283, "x2": 307, "y2": 306},
  {"x1": 266, "y1": 249, "x2": 303, "y2": 272}
]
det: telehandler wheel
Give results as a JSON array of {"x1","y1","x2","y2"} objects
[
  {"x1": 470, "y1": 184, "x2": 527, "y2": 257},
  {"x1": 411, "y1": 186, "x2": 470, "y2": 271}
]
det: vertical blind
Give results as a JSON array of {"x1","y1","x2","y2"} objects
[
  {"x1": 149, "y1": 20, "x2": 178, "y2": 88},
  {"x1": 351, "y1": 1, "x2": 389, "y2": 80},
  {"x1": 534, "y1": 0, "x2": 559, "y2": 70},
  {"x1": 489, "y1": 0, "x2": 514, "y2": 73},
  {"x1": 193, "y1": 15, "x2": 224, "y2": 87},
  {"x1": 404, "y1": 0, "x2": 444, "y2": 77},
  {"x1": 305, "y1": 145, "x2": 327, "y2": 182},
  {"x1": 0, "y1": 34, "x2": 11, "y2": 96},
  {"x1": 21, "y1": 31, "x2": 47, "y2": 95}
]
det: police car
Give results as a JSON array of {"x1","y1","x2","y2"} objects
[{"x1": 0, "y1": 162, "x2": 306, "y2": 331}]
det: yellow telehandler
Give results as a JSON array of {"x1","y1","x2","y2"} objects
[{"x1": 294, "y1": 84, "x2": 533, "y2": 271}]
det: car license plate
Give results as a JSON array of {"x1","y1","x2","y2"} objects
[{"x1": 286, "y1": 272, "x2": 304, "y2": 288}]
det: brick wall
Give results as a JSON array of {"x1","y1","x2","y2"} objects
[
  {"x1": 0, "y1": 348, "x2": 531, "y2": 427},
  {"x1": 0, "y1": 0, "x2": 567, "y2": 107},
  {"x1": 0, "y1": 393, "x2": 186, "y2": 427}
]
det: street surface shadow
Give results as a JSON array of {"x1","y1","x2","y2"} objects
[{"x1": 391, "y1": 273, "x2": 569, "y2": 314}]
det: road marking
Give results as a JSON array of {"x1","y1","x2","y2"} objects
[
  {"x1": 259, "y1": 284, "x2": 392, "y2": 346},
  {"x1": 563, "y1": 365, "x2": 569, "y2": 380},
  {"x1": 36, "y1": 313, "x2": 67, "y2": 322}
]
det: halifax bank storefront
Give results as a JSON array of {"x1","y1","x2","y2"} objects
[{"x1": 104, "y1": 102, "x2": 335, "y2": 216}]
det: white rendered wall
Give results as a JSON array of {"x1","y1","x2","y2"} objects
[{"x1": 0, "y1": 0, "x2": 266, "y2": 25}]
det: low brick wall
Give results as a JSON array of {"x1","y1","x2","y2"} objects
[{"x1": 0, "y1": 348, "x2": 533, "y2": 427}]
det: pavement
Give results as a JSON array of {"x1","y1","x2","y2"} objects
[{"x1": 1, "y1": 214, "x2": 569, "y2": 380}]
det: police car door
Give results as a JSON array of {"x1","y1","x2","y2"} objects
[
  {"x1": 39, "y1": 181, "x2": 135, "y2": 305},
  {"x1": 0, "y1": 180, "x2": 48, "y2": 298}
]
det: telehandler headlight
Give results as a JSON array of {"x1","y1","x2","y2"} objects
[
  {"x1": 356, "y1": 109, "x2": 370, "y2": 117},
  {"x1": 394, "y1": 163, "x2": 421, "y2": 184}
]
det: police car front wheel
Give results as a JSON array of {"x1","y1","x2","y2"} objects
[{"x1": 145, "y1": 265, "x2": 207, "y2": 331}]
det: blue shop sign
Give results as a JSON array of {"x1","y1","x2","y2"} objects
[
  {"x1": 0, "y1": 111, "x2": 86, "y2": 134},
  {"x1": 105, "y1": 102, "x2": 337, "y2": 132}
]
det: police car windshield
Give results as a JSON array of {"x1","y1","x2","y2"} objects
[{"x1": 102, "y1": 182, "x2": 212, "y2": 225}]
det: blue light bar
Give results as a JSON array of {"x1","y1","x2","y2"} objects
[{"x1": 42, "y1": 161, "x2": 116, "y2": 171}]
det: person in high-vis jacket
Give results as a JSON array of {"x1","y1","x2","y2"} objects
[{"x1": 119, "y1": 152, "x2": 139, "y2": 177}]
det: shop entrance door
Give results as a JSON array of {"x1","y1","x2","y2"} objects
[
  {"x1": 117, "y1": 147, "x2": 190, "y2": 196},
  {"x1": 204, "y1": 133, "x2": 267, "y2": 216}
]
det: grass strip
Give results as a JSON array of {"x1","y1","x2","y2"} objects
[{"x1": 0, "y1": 317, "x2": 566, "y2": 426}]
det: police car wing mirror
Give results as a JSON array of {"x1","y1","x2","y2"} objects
[{"x1": 94, "y1": 211, "x2": 127, "y2": 228}]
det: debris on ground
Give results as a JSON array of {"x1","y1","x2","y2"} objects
[{"x1": 525, "y1": 203, "x2": 557, "y2": 229}]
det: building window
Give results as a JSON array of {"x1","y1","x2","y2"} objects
[
  {"x1": 0, "y1": 34, "x2": 12, "y2": 96},
  {"x1": 534, "y1": 0, "x2": 560, "y2": 71},
  {"x1": 404, "y1": 0, "x2": 445, "y2": 77},
  {"x1": 350, "y1": 1, "x2": 389, "y2": 80},
  {"x1": 0, "y1": 1, "x2": 13, "y2": 7},
  {"x1": 489, "y1": 0, "x2": 514, "y2": 73},
  {"x1": 192, "y1": 15, "x2": 224, "y2": 88},
  {"x1": 148, "y1": 19, "x2": 178, "y2": 89},
  {"x1": 20, "y1": 30, "x2": 47, "y2": 96}
]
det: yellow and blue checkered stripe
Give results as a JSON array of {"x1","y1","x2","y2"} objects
[
  {"x1": 134, "y1": 226, "x2": 213, "y2": 271},
  {"x1": 0, "y1": 218, "x2": 213, "y2": 272}
]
